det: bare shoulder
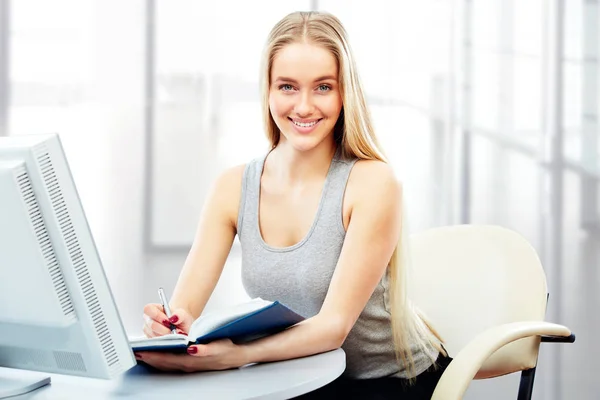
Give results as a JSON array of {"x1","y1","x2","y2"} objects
[
  {"x1": 208, "y1": 163, "x2": 247, "y2": 226},
  {"x1": 341, "y1": 159, "x2": 402, "y2": 230},
  {"x1": 214, "y1": 163, "x2": 246, "y2": 191},
  {"x1": 347, "y1": 159, "x2": 403, "y2": 202}
]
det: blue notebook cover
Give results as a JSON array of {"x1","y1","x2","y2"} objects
[
  {"x1": 133, "y1": 342, "x2": 188, "y2": 352},
  {"x1": 131, "y1": 301, "x2": 304, "y2": 352},
  {"x1": 194, "y1": 301, "x2": 305, "y2": 345}
]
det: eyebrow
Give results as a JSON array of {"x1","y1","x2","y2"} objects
[{"x1": 273, "y1": 75, "x2": 337, "y2": 83}]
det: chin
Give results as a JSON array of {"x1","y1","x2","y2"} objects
[
  {"x1": 282, "y1": 132, "x2": 329, "y2": 153},
  {"x1": 279, "y1": 120, "x2": 337, "y2": 153}
]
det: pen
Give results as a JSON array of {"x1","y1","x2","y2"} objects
[{"x1": 158, "y1": 287, "x2": 177, "y2": 335}]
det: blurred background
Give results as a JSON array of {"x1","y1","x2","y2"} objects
[{"x1": 0, "y1": 0, "x2": 598, "y2": 398}]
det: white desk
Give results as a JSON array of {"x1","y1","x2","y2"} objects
[{"x1": 5, "y1": 348, "x2": 345, "y2": 400}]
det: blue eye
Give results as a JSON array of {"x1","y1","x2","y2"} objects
[
  {"x1": 317, "y1": 84, "x2": 331, "y2": 92},
  {"x1": 279, "y1": 84, "x2": 294, "y2": 91}
]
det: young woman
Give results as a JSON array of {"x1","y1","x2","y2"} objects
[{"x1": 137, "y1": 11, "x2": 451, "y2": 399}]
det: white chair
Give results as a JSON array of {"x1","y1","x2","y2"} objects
[{"x1": 410, "y1": 225, "x2": 575, "y2": 400}]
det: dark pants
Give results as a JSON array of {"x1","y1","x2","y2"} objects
[{"x1": 295, "y1": 351, "x2": 452, "y2": 400}]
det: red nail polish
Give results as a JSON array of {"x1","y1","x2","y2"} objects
[
  {"x1": 163, "y1": 320, "x2": 171, "y2": 327},
  {"x1": 135, "y1": 353, "x2": 142, "y2": 359},
  {"x1": 187, "y1": 347, "x2": 198, "y2": 355},
  {"x1": 169, "y1": 315, "x2": 179, "y2": 324}
]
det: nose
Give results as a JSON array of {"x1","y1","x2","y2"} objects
[{"x1": 294, "y1": 91, "x2": 314, "y2": 117}]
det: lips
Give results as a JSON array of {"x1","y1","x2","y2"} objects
[{"x1": 288, "y1": 117, "x2": 323, "y2": 134}]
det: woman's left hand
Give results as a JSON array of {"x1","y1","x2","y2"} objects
[{"x1": 134, "y1": 339, "x2": 249, "y2": 372}]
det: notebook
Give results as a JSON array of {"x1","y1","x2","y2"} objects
[{"x1": 129, "y1": 298, "x2": 305, "y2": 352}]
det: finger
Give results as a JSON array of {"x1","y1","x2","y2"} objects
[
  {"x1": 144, "y1": 313, "x2": 172, "y2": 331},
  {"x1": 169, "y1": 308, "x2": 191, "y2": 331},
  {"x1": 143, "y1": 324, "x2": 161, "y2": 339},
  {"x1": 144, "y1": 316, "x2": 172, "y2": 337},
  {"x1": 167, "y1": 308, "x2": 184, "y2": 326},
  {"x1": 144, "y1": 310, "x2": 172, "y2": 331},
  {"x1": 142, "y1": 324, "x2": 153, "y2": 338},
  {"x1": 144, "y1": 303, "x2": 169, "y2": 324},
  {"x1": 186, "y1": 345, "x2": 208, "y2": 357},
  {"x1": 152, "y1": 320, "x2": 173, "y2": 336},
  {"x1": 143, "y1": 323, "x2": 165, "y2": 339},
  {"x1": 144, "y1": 312, "x2": 172, "y2": 331}
]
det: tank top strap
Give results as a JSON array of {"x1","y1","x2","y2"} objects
[
  {"x1": 316, "y1": 149, "x2": 359, "y2": 236},
  {"x1": 236, "y1": 152, "x2": 268, "y2": 239}
]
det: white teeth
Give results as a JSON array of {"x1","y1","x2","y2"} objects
[{"x1": 293, "y1": 120, "x2": 319, "y2": 128}]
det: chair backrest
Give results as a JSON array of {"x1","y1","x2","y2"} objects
[{"x1": 410, "y1": 225, "x2": 548, "y2": 378}]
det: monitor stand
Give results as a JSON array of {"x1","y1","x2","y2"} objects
[{"x1": 0, "y1": 374, "x2": 51, "y2": 399}]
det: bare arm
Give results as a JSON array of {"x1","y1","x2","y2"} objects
[
  {"x1": 238, "y1": 161, "x2": 402, "y2": 364},
  {"x1": 169, "y1": 164, "x2": 245, "y2": 319}
]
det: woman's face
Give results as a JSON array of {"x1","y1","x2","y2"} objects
[{"x1": 269, "y1": 42, "x2": 343, "y2": 153}]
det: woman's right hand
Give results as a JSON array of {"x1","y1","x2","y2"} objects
[{"x1": 142, "y1": 303, "x2": 194, "y2": 338}]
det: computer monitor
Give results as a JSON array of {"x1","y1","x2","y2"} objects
[{"x1": 0, "y1": 133, "x2": 136, "y2": 397}]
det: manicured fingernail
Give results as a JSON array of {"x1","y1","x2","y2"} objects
[
  {"x1": 163, "y1": 319, "x2": 171, "y2": 327},
  {"x1": 177, "y1": 329, "x2": 185, "y2": 334},
  {"x1": 169, "y1": 315, "x2": 179, "y2": 323},
  {"x1": 187, "y1": 347, "x2": 198, "y2": 355},
  {"x1": 135, "y1": 353, "x2": 142, "y2": 359}
]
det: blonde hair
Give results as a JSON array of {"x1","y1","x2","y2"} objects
[{"x1": 260, "y1": 11, "x2": 445, "y2": 378}]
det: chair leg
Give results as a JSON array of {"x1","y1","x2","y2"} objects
[{"x1": 517, "y1": 368, "x2": 537, "y2": 400}]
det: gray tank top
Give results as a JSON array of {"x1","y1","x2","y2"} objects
[{"x1": 236, "y1": 148, "x2": 436, "y2": 379}]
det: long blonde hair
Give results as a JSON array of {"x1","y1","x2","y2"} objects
[{"x1": 260, "y1": 11, "x2": 445, "y2": 378}]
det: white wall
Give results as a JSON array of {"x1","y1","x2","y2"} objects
[{"x1": 64, "y1": 0, "x2": 250, "y2": 336}]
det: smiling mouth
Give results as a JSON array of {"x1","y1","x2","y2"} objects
[{"x1": 288, "y1": 118, "x2": 323, "y2": 128}]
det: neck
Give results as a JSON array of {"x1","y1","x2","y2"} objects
[{"x1": 266, "y1": 139, "x2": 337, "y2": 184}]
